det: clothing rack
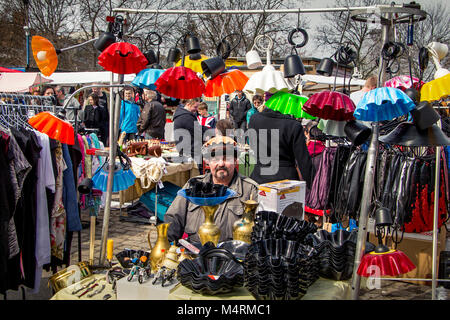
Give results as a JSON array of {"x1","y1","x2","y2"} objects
[{"x1": 0, "y1": 92, "x2": 84, "y2": 271}]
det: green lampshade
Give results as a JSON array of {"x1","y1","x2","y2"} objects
[{"x1": 266, "y1": 91, "x2": 316, "y2": 119}]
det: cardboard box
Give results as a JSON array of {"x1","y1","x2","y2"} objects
[{"x1": 257, "y1": 180, "x2": 306, "y2": 220}]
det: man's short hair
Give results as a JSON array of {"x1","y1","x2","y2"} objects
[
  {"x1": 215, "y1": 119, "x2": 234, "y2": 136},
  {"x1": 186, "y1": 97, "x2": 201, "y2": 105},
  {"x1": 198, "y1": 102, "x2": 208, "y2": 110},
  {"x1": 365, "y1": 75, "x2": 377, "y2": 89}
]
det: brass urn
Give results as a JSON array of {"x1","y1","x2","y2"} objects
[
  {"x1": 148, "y1": 222, "x2": 171, "y2": 271},
  {"x1": 233, "y1": 195, "x2": 259, "y2": 244},
  {"x1": 198, "y1": 205, "x2": 221, "y2": 246}
]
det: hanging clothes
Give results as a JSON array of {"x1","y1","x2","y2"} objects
[
  {"x1": 50, "y1": 143, "x2": 67, "y2": 260},
  {"x1": 62, "y1": 143, "x2": 82, "y2": 233},
  {"x1": 31, "y1": 131, "x2": 55, "y2": 294},
  {"x1": 9, "y1": 127, "x2": 41, "y2": 291}
]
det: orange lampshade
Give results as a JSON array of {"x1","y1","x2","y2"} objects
[
  {"x1": 204, "y1": 69, "x2": 249, "y2": 97},
  {"x1": 31, "y1": 36, "x2": 58, "y2": 76},
  {"x1": 28, "y1": 111, "x2": 75, "y2": 145}
]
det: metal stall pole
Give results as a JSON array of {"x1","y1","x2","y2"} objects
[
  {"x1": 98, "y1": 74, "x2": 125, "y2": 266},
  {"x1": 350, "y1": 11, "x2": 391, "y2": 300},
  {"x1": 431, "y1": 120, "x2": 443, "y2": 300}
]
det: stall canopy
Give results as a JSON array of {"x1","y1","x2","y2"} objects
[
  {"x1": 47, "y1": 71, "x2": 135, "y2": 85},
  {"x1": 301, "y1": 74, "x2": 366, "y2": 92},
  {"x1": 0, "y1": 72, "x2": 52, "y2": 92}
]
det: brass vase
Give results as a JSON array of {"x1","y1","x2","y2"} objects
[
  {"x1": 148, "y1": 222, "x2": 171, "y2": 271},
  {"x1": 233, "y1": 195, "x2": 259, "y2": 244},
  {"x1": 198, "y1": 205, "x2": 220, "y2": 246}
]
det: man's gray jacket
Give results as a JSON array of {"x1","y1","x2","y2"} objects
[{"x1": 164, "y1": 171, "x2": 259, "y2": 244}]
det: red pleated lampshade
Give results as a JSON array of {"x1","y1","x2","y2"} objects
[
  {"x1": 303, "y1": 90, "x2": 356, "y2": 121},
  {"x1": 357, "y1": 249, "x2": 416, "y2": 277},
  {"x1": 98, "y1": 42, "x2": 148, "y2": 74},
  {"x1": 155, "y1": 66, "x2": 205, "y2": 99}
]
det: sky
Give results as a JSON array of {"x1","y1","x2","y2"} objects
[{"x1": 298, "y1": 0, "x2": 446, "y2": 58}]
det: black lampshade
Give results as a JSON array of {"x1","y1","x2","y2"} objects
[
  {"x1": 167, "y1": 47, "x2": 182, "y2": 63},
  {"x1": 410, "y1": 101, "x2": 441, "y2": 130},
  {"x1": 201, "y1": 56, "x2": 225, "y2": 79},
  {"x1": 316, "y1": 58, "x2": 335, "y2": 76},
  {"x1": 284, "y1": 54, "x2": 306, "y2": 78},
  {"x1": 379, "y1": 122, "x2": 450, "y2": 147},
  {"x1": 94, "y1": 32, "x2": 116, "y2": 52},
  {"x1": 186, "y1": 35, "x2": 201, "y2": 54},
  {"x1": 344, "y1": 120, "x2": 372, "y2": 146}
]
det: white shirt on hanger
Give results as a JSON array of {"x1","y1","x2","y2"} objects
[{"x1": 30, "y1": 131, "x2": 56, "y2": 294}]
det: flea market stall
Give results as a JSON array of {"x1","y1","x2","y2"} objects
[{"x1": 1, "y1": 3, "x2": 449, "y2": 302}]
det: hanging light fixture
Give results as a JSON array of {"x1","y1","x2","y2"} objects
[
  {"x1": 155, "y1": 33, "x2": 206, "y2": 99},
  {"x1": 243, "y1": 35, "x2": 294, "y2": 94},
  {"x1": 98, "y1": 42, "x2": 148, "y2": 75},
  {"x1": 283, "y1": 28, "x2": 308, "y2": 78},
  {"x1": 353, "y1": 87, "x2": 416, "y2": 122},
  {"x1": 303, "y1": 91, "x2": 356, "y2": 121},
  {"x1": 420, "y1": 73, "x2": 450, "y2": 103},
  {"x1": 203, "y1": 34, "x2": 249, "y2": 97},
  {"x1": 265, "y1": 91, "x2": 315, "y2": 119},
  {"x1": 357, "y1": 207, "x2": 416, "y2": 277}
]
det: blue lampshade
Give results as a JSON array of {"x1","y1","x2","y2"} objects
[
  {"x1": 92, "y1": 162, "x2": 136, "y2": 192},
  {"x1": 353, "y1": 87, "x2": 416, "y2": 122},
  {"x1": 177, "y1": 188, "x2": 237, "y2": 206},
  {"x1": 131, "y1": 68, "x2": 165, "y2": 90}
]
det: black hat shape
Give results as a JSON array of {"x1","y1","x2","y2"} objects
[
  {"x1": 167, "y1": 47, "x2": 181, "y2": 63},
  {"x1": 186, "y1": 35, "x2": 201, "y2": 54},
  {"x1": 78, "y1": 178, "x2": 93, "y2": 194},
  {"x1": 344, "y1": 120, "x2": 372, "y2": 146},
  {"x1": 284, "y1": 54, "x2": 306, "y2": 78},
  {"x1": 375, "y1": 207, "x2": 393, "y2": 227},
  {"x1": 201, "y1": 56, "x2": 226, "y2": 79},
  {"x1": 144, "y1": 49, "x2": 157, "y2": 65},
  {"x1": 379, "y1": 122, "x2": 450, "y2": 147},
  {"x1": 410, "y1": 101, "x2": 441, "y2": 130},
  {"x1": 94, "y1": 31, "x2": 116, "y2": 52},
  {"x1": 316, "y1": 58, "x2": 335, "y2": 77}
]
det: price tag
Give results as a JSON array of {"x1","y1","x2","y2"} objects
[{"x1": 158, "y1": 180, "x2": 164, "y2": 189}]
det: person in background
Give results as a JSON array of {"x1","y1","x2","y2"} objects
[
  {"x1": 248, "y1": 105, "x2": 315, "y2": 187},
  {"x1": 197, "y1": 102, "x2": 216, "y2": 129},
  {"x1": 81, "y1": 93, "x2": 109, "y2": 145},
  {"x1": 246, "y1": 94, "x2": 264, "y2": 128},
  {"x1": 55, "y1": 85, "x2": 81, "y2": 122},
  {"x1": 119, "y1": 86, "x2": 141, "y2": 144},
  {"x1": 229, "y1": 90, "x2": 251, "y2": 131},
  {"x1": 137, "y1": 89, "x2": 166, "y2": 140},
  {"x1": 350, "y1": 75, "x2": 377, "y2": 106}
]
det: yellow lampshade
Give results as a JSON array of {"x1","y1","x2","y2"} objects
[
  {"x1": 420, "y1": 73, "x2": 450, "y2": 102},
  {"x1": 176, "y1": 54, "x2": 209, "y2": 74},
  {"x1": 31, "y1": 36, "x2": 58, "y2": 76}
]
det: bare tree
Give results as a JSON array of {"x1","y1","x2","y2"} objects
[{"x1": 314, "y1": 0, "x2": 450, "y2": 81}]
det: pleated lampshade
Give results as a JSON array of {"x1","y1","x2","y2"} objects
[
  {"x1": 303, "y1": 91, "x2": 356, "y2": 121},
  {"x1": 265, "y1": 91, "x2": 315, "y2": 119},
  {"x1": 98, "y1": 42, "x2": 148, "y2": 74},
  {"x1": 353, "y1": 87, "x2": 416, "y2": 122},
  {"x1": 28, "y1": 111, "x2": 75, "y2": 145},
  {"x1": 420, "y1": 73, "x2": 450, "y2": 102},
  {"x1": 357, "y1": 249, "x2": 416, "y2": 277},
  {"x1": 204, "y1": 69, "x2": 249, "y2": 97},
  {"x1": 155, "y1": 66, "x2": 205, "y2": 99}
]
